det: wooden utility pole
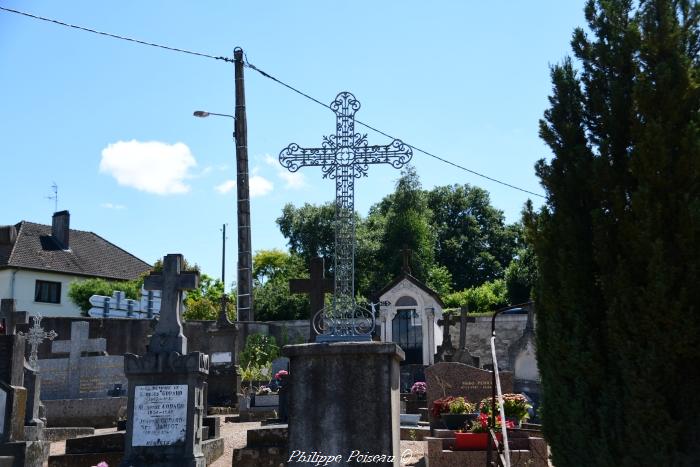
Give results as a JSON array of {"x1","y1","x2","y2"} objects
[
  {"x1": 234, "y1": 47, "x2": 254, "y2": 322},
  {"x1": 218, "y1": 223, "x2": 231, "y2": 326}
]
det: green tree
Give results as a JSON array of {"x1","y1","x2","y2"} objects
[
  {"x1": 276, "y1": 202, "x2": 336, "y2": 269},
  {"x1": 426, "y1": 184, "x2": 519, "y2": 290},
  {"x1": 443, "y1": 279, "x2": 507, "y2": 313},
  {"x1": 378, "y1": 166, "x2": 436, "y2": 283},
  {"x1": 529, "y1": 1, "x2": 700, "y2": 465},
  {"x1": 504, "y1": 245, "x2": 537, "y2": 305},
  {"x1": 252, "y1": 249, "x2": 310, "y2": 321},
  {"x1": 183, "y1": 274, "x2": 235, "y2": 321}
]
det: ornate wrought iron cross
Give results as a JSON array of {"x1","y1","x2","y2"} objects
[
  {"x1": 279, "y1": 92, "x2": 412, "y2": 341},
  {"x1": 18, "y1": 313, "x2": 57, "y2": 369}
]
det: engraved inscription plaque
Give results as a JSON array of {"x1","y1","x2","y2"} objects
[
  {"x1": 132, "y1": 384, "x2": 187, "y2": 447},
  {"x1": 210, "y1": 352, "x2": 232, "y2": 365}
]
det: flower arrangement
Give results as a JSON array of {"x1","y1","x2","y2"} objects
[
  {"x1": 274, "y1": 369, "x2": 289, "y2": 380},
  {"x1": 410, "y1": 381, "x2": 427, "y2": 394},
  {"x1": 256, "y1": 385, "x2": 273, "y2": 396},
  {"x1": 470, "y1": 413, "x2": 515, "y2": 433},
  {"x1": 431, "y1": 396, "x2": 456, "y2": 418},
  {"x1": 448, "y1": 397, "x2": 476, "y2": 415},
  {"x1": 479, "y1": 393, "x2": 532, "y2": 421}
]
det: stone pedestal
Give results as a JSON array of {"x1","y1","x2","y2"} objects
[
  {"x1": 121, "y1": 351, "x2": 209, "y2": 467},
  {"x1": 283, "y1": 342, "x2": 404, "y2": 467}
]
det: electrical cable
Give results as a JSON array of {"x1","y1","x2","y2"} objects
[
  {"x1": 1, "y1": 5, "x2": 545, "y2": 198},
  {"x1": 0, "y1": 6, "x2": 233, "y2": 63}
]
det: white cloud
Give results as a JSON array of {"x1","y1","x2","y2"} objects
[
  {"x1": 99, "y1": 140, "x2": 197, "y2": 195},
  {"x1": 263, "y1": 153, "x2": 307, "y2": 189},
  {"x1": 249, "y1": 175, "x2": 274, "y2": 197},
  {"x1": 100, "y1": 203, "x2": 126, "y2": 210},
  {"x1": 215, "y1": 179, "x2": 236, "y2": 194},
  {"x1": 279, "y1": 171, "x2": 306, "y2": 189}
]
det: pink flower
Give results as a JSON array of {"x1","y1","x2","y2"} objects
[{"x1": 274, "y1": 369, "x2": 289, "y2": 380}]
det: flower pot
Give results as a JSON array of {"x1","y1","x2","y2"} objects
[
  {"x1": 454, "y1": 432, "x2": 503, "y2": 451},
  {"x1": 400, "y1": 414, "x2": 421, "y2": 426},
  {"x1": 253, "y1": 394, "x2": 279, "y2": 407},
  {"x1": 441, "y1": 413, "x2": 469, "y2": 430}
]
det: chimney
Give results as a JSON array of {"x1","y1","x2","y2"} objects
[{"x1": 52, "y1": 210, "x2": 70, "y2": 249}]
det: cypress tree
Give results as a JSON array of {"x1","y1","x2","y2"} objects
[{"x1": 528, "y1": 1, "x2": 699, "y2": 465}]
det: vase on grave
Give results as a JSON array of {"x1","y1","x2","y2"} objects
[{"x1": 441, "y1": 413, "x2": 470, "y2": 431}]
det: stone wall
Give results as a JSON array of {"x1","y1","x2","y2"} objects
[
  {"x1": 16, "y1": 316, "x2": 309, "y2": 361},
  {"x1": 448, "y1": 314, "x2": 529, "y2": 371}
]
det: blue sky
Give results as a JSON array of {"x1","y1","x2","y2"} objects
[{"x1": 1, "y1": 1, "x2": 586, "y2": 285}]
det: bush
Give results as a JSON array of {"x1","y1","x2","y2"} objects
[
  {"x1": 443, "y1": 279, "x2": 508, "y2": 313},
  {"x1": 239, "y1": 333, "x2": 279, "y2": 369},
  {"x1": 68, "y1": 278, "x2": 141, "y2": 313}
]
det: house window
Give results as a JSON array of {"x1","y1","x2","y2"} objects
[{"x1": 35, "y1": 280, "x2": 61, "y2": 304}]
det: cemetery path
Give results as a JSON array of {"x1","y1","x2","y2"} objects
[
  {"x1": 211, "y1": 420, "x2": 261, "y2": 467},
  {"x1": 47, "y1": 423, "x2": 428, "y2": 466}
]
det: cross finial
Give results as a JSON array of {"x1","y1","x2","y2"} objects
[
  {"x1": 143, "y1": 253, "x2": 199, "y2": 354},
  {"x1": 401, "y1": 246, "x2": 412, "y2": 274},
  {"x1": 18, "y1": 313, "x2": 58, "y2": 369},
  {"x1": 279, "y1": 92, "x2": 412, "y2": 341}
]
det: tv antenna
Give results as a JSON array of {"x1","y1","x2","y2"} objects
[{"x1": 46, "y1": 182, "x2": 58, "y2": 212}]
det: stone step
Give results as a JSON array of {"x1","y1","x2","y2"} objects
[
  {"x1": 0, "y1": 456, "x2": 14, "y2": 467},
  {"x1": 43, "y1": 427, "x2": 95, "y2": 442},
  {"x1": 65, "y1": 431, "x2": 124, "y2": 454},
  {"x1": 48, "y1": 451, "x2": 123, "y2": 467},
  {"x1": 208, "y1": 406, "x2": 237, "y2": 415},
  {"x1": 246, "y1": 425, "x2": 288, "y2": 448},
  {"x1": 203, "y1": 437, "x2": 225, "y2": 465},
  {"x1": 203, "y1": 415, "x2": 222, "y2": 439},
  {"x1": 232, "y1": 446, "x2": 287, "y2": 467}
]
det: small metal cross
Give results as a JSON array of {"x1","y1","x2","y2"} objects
[
  {"x1": 279, "y1": 92, "x2": 412, "y2": 340},
  {"x1": 18, "y1": 313, "x2": 57, "y2": 370}
]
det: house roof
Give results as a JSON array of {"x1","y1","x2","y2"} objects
[
  {"x1": 0, "y1": 221, "x2": 151, "y2": 281},
  {"x1": 373, "y1": 271, "x2": 445, "y2": 308}
]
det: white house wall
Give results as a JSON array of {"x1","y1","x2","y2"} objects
[{"x1": 0, "y1": 269, "x2": 84, "y2": 317}]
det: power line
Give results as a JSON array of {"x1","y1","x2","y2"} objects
[
  {"x1": 1, "y1": 5, "x2": 545, "y2": 199},
  {"x1": 245, "y1": 60, "x2": 546, "y2": 199},
  {"x1": 0, "y1": 6, "x2": 233, "y2": 63}
]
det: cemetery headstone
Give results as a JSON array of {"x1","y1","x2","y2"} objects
[
  {"x1": 122, "y1": 253, "x2": 209, "y2": 467},
  {"x1": 18, "y1": 314, "x2": 57, "y2": 370},
  {"x1": 206, "y1": 321, "x2": 238, "y2": 407},
  {"x1": 39, "y1": 321, "x2": 126, "y2": 400},
  {"x1": 289, "y1": 257, "x2": 333, "y2": 342},
  {"x1": 0, "y1": 300, "x2": 27, "y2": 337},
  {"x1": 452, "y1": 307, "x2": 479, "y2": 367},
  {"x1": 435, "y1": 313, "x2": 456, "y2": 362},
  {"x1": 0, "y1": 330, "x2": 49, "y2": 466},
  {"x1": 425, "y1": 361, "x2": 513, "y2": 423},
  {"x1": 88, "y1": 289, "x2": 162, "y2": 319}
]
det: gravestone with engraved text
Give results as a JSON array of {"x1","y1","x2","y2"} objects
[
  {"x1": 425, "y1": 361, "x2": 513, "y2": 423},
  {"x1": 122, "y1": 254, "x2": 209, "y2": 467}
]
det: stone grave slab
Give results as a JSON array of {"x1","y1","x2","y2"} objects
[{"x1": 39, "y1": 355, "x2": 126, "y2": 400}]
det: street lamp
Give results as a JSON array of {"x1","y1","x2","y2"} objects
[
  {"x1": 193, "y1": 106, "x2": 253, "y2": 324},
  {"x1": 193, "y1": 110, "x2": 234, "y2": 119}
]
